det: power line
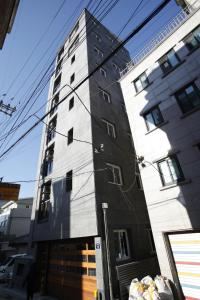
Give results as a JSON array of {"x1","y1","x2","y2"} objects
[{"x1": 0, "y1": 0, "x2": 172, "y2": 160}]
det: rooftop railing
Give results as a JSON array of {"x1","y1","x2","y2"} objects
[{"x1": 120, "y1": 0, "x2": 200, "y2": 78}]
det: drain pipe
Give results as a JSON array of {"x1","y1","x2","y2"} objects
[{"x1": 102, "y1": 203, "x2": 114, "y2": 300}]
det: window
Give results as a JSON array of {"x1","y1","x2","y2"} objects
[
  {"x1": 107, "y1": 163, "x2": 123, "y2": 185},
  {"x1": 94, "y1": 47, "x2": 103, "y2": 58},
  {"x1": 66, "y1": 170, "x2": 72, "y2": 192},
  {"x1": 50, "y1": 93, "x2": 59, "y2": 116},
  {"x1": 67, "y1": 128, "x2": 73, "y2": 145},
  {"x1": 69, "y1": 97, "x2": 74, "y2": 110},
  {"x1": 100, "y1": 67, "x2": 106, "y2": 78},
  {"x1": 147, "y1": 228, "x2": 156, "y2": 253},
  {"x1": 175, "y1": 82, "x2": 200, "y2": 113},
  {"x1": 121, "y1": 103, "x2": 127, "y2": 114},
  {"x1": 68, "y1": 35, "x2": 79, "y2": 56},
  {"x1": 70, "y1": 73, "x2": 75, "y2": 84},
  {"x1": 135, "y1": 164, "x2": 143, "y2": 190},
  {"x1": 159, "y1": 49, "x2": 180, "y2": 74},
  {"x1": 47, "y1": 116, "x2": 57, "y2": 144},
  {"x1": 112, "y1": 62, "x2": 120, "y2": 73},
  {"x1": 144, "y1": 106, "x2": 164, "y2": 131},
  {"x1": 57, "y1": 45, "x2": 64, "y2": 61},
  {"x1": 38, "y1": 181, "x2": 51, "y2": 220},
  {"x1": 102, "y1": 119, "x2": 116, "y2": 138},
  {"x1": 43, "y1": 144, "x2": 54, "y2": 177},
  {"x1": 184, "y1": 26, "x2": 200, "y2": 51},
  {"x1": 134, "y1": 72, "x2": 149, "y2": 93},
  {"x1": 55, "y1": 58, "x2": 63, "y2": 77},
  {"x1": 99, "y1": 88, "x2": 111, "y2": 103},
  {"x1": 93, "y1": 32, "x2": 101, "y2": 42},
  {"x1": 53, "y1": 74, "x2": 61, "y2": 94},
  {"x1": 114, "y1": 230, "x2": 130, "y2": 261},
  {"x1": 69, "y1": 22, "x2": 79, "y2": 41},
  {"x1": 71, "y1": 54, "x2": 75, "y2": 64},
  {"x1": 157, "y1": 155, "x2": 184, "y2": 186}
]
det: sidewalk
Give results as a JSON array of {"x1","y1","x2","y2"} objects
[{"x1": 0, "y1": 284, "x2": 58, "y2": 300}]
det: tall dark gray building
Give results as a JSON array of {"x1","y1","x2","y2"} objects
[{"x1": 31, "y1": 9, "x2": 157, "y2": 300}]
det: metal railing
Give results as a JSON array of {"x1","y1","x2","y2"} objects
[{"x1": 120, "y1": 0, "x2": 200, "y2": 78}]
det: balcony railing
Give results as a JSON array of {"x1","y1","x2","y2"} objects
[{"x1": 120, "y1": 0, "x2": 200, "y2": 78}]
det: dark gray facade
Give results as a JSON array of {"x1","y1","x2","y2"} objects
[{"x1": 31, "y1": 9, "x2": 156, "y2": 300}]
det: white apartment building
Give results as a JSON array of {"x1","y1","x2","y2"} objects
[{"x1": 120, "y1": 1, "x2": 200, "y2": 299}]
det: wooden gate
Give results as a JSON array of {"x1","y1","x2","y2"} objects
[{"x1": 38, "y1": 239, "x2": 97, "y2": 300}]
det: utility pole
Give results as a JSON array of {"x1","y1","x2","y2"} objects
[{"x1": 0, "y1": 100, "x2": 16, "y2": 116}]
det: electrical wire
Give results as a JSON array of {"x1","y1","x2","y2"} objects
[{"x1": 0, "y1": 0, "x2": 172, "y2": 161}]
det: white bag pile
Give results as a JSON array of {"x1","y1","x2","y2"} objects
[{"x1": 128, "y1": 275, "x2": 174, "y2": 300}]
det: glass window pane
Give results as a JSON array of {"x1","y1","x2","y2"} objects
[
  {"x1": 194, "y1": 27, "x2": 200, "y2": 42},
  {"x1": 140, "y1": 73, "x2": 149, "y2": 88},
  {"x1": 152, "y1": 108, "x2": 163, "y2": 125},
  {"x1": 114, "y1": 167, "x2": 121, "y2": 184},
  {"x1": 135, "y1": 79, "x2": 142, "y2": 92},
  {"x1": 114, "y1": 232, "x2": 121, "y2": 259},
  {"x1": 168, "y1": 50, "x2": 179, "y2": 67},
  {"x1": 145, "y1": 113, "x2": 156, "y2": 130},
  {"x1": 168, "y1": 157, "x2": 181, "y2": 181},
  {"x1": 177, "y1": 91, "x2": 193, "y2": 113},
  {"x1": 186, "y1": 85, "x2": 200, "y2": 108},
  {"x1": 186, "y1": 35, "x2": 198, "y2": 50},
  {"x1": 120, "y1": 231, "x2": 129, "y2": 257},
  {"x1": 159, "y1": 160, "x2": 172, "y2": 185}
]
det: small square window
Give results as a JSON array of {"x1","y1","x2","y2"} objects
[
  {"x1": 175, "y1": 82, "x2": 200, "y2": 113},
  {"x1": 66, "y1": 170, "x2": 73, "y2": 192},
  {"x1": 144, "y1": 106, "x2": 164, "y2": 131},
  {"x1": 71, "y1": 55, "x2": 75, "y2": 64},
  {"x1": 114, "y1": 229, "x2": 130, "y2": 261},
  {"x1": 69, "y1": 97, "x2": 74, "y2": 110},
  {"x1": 67, "y1": 128, "x2": 73, "y2": 145},
  {"x1": 159, "y1": 49, "x2": 180, "y2": 74},
  {"x1": 157, "y1": 155, "x2": 184, "y2": 186},
  {"x1": 134, "y1": 72, "x2": 149, "y2": 93},
  {"x1": 106, "y1": 163, "x2": 123, "y2": 185},
  {"x1": 70, "y1": 73, "x2": 75, "y2": 84}
]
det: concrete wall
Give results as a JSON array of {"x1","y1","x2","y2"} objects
[{"x1": 120, "y1": 7, "x2": 200, "y2": 281}]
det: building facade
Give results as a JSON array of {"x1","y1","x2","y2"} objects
[
  {"x1": 120, "y1": 1, "x2": 200, "y2": 299},
  {"x1": 31, "y1": 9, "x2": 158, "y2": 300}
]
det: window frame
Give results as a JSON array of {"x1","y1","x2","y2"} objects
[
  {"x1": 175, "y1": 82, "x2": 200, "y2": 114},
  {"x1": 114, "y1": 229, "x2": 130, "y2": 261},
  {"x1": 94, "y1": 47, "x2": 104, "y2": 58},
  {"x1": 47, "y1": 116, "x2": 57, "y2": 144},
  {"x1": 102, "y1": 119, "x2": 116, "y2": 138},
  {"x1": 183, "y1": 25, "x2": 200, "y2": 52},
  {"x1": 133, "y1": 72, "x2": 149, "y2": 93},
  {"x1": 53, "y1": 74, "x2": 61, "y2": 94},
  {"x1": 99, "y1": 88, "x2": 111, "y2": 103},
  {"x1": 157, "y1": 154, "x2": 185, "y2": 186},
  {"x1": 43, "y1": 144, "x2": 54, "y2": 177},
  {"x1": 106, "y1": 163, "x2": 123, "y2": 185},
  {"x1": 38, "y1": 181, "x2": 51, "y2": 220},
  {"x1": 143, "y1": 105, "x2": 164, "y2": 131},
  {"x1": 100, "y1": 67, "x2": 107, "y2": 78},
  {"x1": 159, "y1": 49, "x2": 180, "y2": 74},
  {"x1": 50, "y1": 93, "x2": 59, "y2": 116}
]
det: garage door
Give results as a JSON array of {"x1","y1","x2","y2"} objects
[
  {"x1": 38, "y1": 240, "x2": 97, "y2": 300},
  {"x1": 168, "y1": 232, "x2": 200, "y2": 300}
]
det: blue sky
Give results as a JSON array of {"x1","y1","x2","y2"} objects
[{"x1": 0, "y1": 0, "x2": 180, "y2": 197}]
